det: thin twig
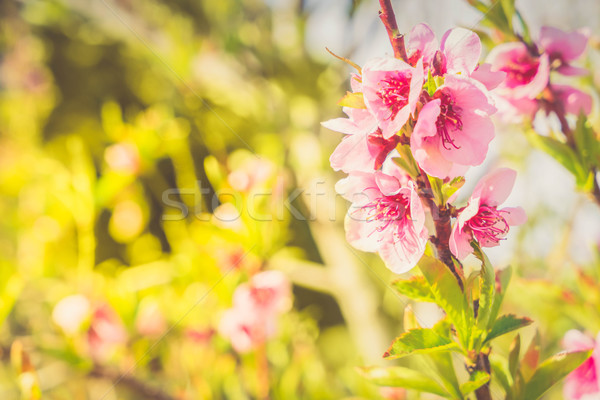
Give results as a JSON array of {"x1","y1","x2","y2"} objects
[{"x1": 377, "y1": 0, "x2": 408, "y2": 62}]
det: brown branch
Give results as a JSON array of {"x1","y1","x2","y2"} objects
[
  {"x1": 474, "y1": 352, "x2": 492, "y2": 400},
  {"x1": 90, "y1": 365, "x2": 176, "y2": 400},
  {"x1": 378, "y1": 0, "x2": 408, "y2": 62}
]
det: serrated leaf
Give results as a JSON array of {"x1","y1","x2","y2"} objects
[
  {"x1": 460, "y1": 370, "x2": 490, "y2": 396},
  {"x1": 418, "y1": 255, "x2": 472, "y2": 348},
  {"x1": 522, "y1": 349, "x2": 593, "y2": 400},
  {"x1": 486, "y1": 314, "x2": 533, "y2": 343},
  {"x1": 526, "y1": 129, "x2": 589, "y2": 188},
  {"x1": 521, "y1": 330, "x2": 541, "y2": 381},
  {"x1": 358, "y1": 366, "x2": 449, "y2": 396},
  {"x1": 338, "y1": 91, "x2": 366, "y2": 108},
  {"x1": 392, "y1": 276, "x2": 436, "y2": 302},
  {"x1": 384, "y1": 328, "x2": 460, "y2": 360}
]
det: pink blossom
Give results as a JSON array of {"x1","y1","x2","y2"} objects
[
  {"x1": 336, "y1": 170, "x2": 428, "y2": 273},
  {"x1": 450, "y1": 168, "x2": 526, "y2": 259},
  {"x1": 553, "y1": 84, "x2": 593, "y2": 115},
  {"x1": 563, "y1": 330, "x2": 600, "y2": 400},
  {"x1": 88, "y1": 304, "x2": 127, "y2": 360},
  {"x1": 234, "y1": 270, "x2": 291, "y2": 316},
  {"x1": 539, "y1": 26, "x2": 589, "y2": 76},
  {"x1": 218, "y1": 306, "x2": 273, "y2": 353},
  {"x1": 322, "y1": 107, "x2": 400, "y2": 173},
  {"x1": 405, "y1": 24, "x2": 483, "y2": 77},
  {"x1": 435, "y1": 27, "x2": 482, "y2": 76},
  {"x1": 487, "y1": 42, "x2": 550, "y2": 99},
  {"x1": 362, "y1": 57, "x2": 424, "y2": 139},
  {"x1": 406, "y1": 23, "x2": 438, "y2": 67},
  {"x1": 219, "y1": 270, "x2": 290, "y2": 353},
  {"x1": 410, "y1": 75, "x2": 496, "y2": 179}
]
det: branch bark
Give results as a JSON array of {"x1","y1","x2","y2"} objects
[{"x1": 378, "y1": 0, "x2": 408, "y2": 62}]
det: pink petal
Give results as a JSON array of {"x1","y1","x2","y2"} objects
[
  {"x1": 441, "y1": 27, "x2": 482, "y2": 75},
  {"x1": 330, "y1": 132, "x2": 373, "y2": 173},
  {"x1": 335, "y1": 173, "x2": 379, "y2": 204},
  {"x1": 444, "y1": 75, "x2": 497, "y2": 116},
  {"x1": 471, "y1": 63, "x2": 507, "y2": 90},
  {"x1": 500, "y1": 206, "x2": 527, "y2": 226},
  {"x1": 557, "y1": 64, "x2": 589, "y2": 76},
  {"x1": 474, "y1": 168, "x2": 517, "y2": 207},
  {"x1": 378, "y1": 227, "x2": 428, "y2": 274},
  {"x1": 375, "y1": 171, "x2": 401, "y2": 196},
  {"x1": 344, "y1": 211, "x2": 381, "y2": 252},
  {"x1": 408, "y1": 182, "x2": 426, "y2": 233},
  {"x1": 409, "y1": 58, "x2": 425, "y2": 118},
  {"x1": 539, "y1": 26, "x2": 589, "y2": 63},
  {"x1": 439, "y1": 112, "x2": 494, "y2": 166},
  {"x1": 449, "y1": 224, "x2": 473, "y2": 260},
  {"x1": 553, "y1": 84, "x2": 593, "y2": 115},
  {"x1": 563, "y1": 330, "x2": 596, "y2": 352},
  {"x1": 412, "y1": 100, "x2": 441, "y2": 140},
  {"x1": 407, "y1": 23, "x2": 439, "y2": 65}
]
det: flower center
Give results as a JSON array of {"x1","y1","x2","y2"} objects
[
  {"x1": 362, "y1": 193, "x2": 410, "y2": 236},
  {"x1": 467, "y1": 205, "x2": 509, "y2": 245},
  {"x1": 501, "y1": 55, "x2": 539, "y2": 86},
  {"x1": 434, "y1": 90, "x2": 463, "y2": 150},
  {"x1": 378, "y1": 72, "x2": 412, "y2": 120}
]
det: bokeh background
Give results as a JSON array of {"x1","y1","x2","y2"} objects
[{"x1": 1, "y1": 0, "x2": 599, "y2": 399}]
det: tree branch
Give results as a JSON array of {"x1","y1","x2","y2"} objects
[{"x1": 378, "y1": 0, "x2": 408, "y2": 62}]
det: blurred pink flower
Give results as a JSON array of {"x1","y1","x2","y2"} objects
[
  {"x1": 227, "y1": 158, "x2": 273, "y2": 192},
  {"x1": 411, "y1": 75, "x2": 496, "y2": 178},
  {"x1": 135, "y1": 301, "x2": 167, "y2": 338},
  {"x1": 563, "y1": 330, "x2": 600, "y2": 400},
  {"x1": 336, "y1": 170, "x2": 428, "y2": 273},
  {"x1": 362, "y1": 57, "x2": 424, "y2": 139},
  {"x1": 487, "y1": 42, "x2": 550, "y2": 100},
  {"x1": 539, "y1": 26, "x2": 589, "y2": 76},
  {"x1": 450, "y1": 168, "x2": 526, "y2": 259},
  {"x1": 88, "y1": 304, "x2": 127, "y2": 361},
  {"x1": 234, "y1": 270, "x2": 291, "y2": 316},
  {"x1": 219, "y1": 270, "x2": 290, "y2": 353},
  {"x1": 552, "y1": 84, "x2": 593, "y2": 116},
  {"x1": 104, "y1": 143, "x2": 141, "y2": 175}
]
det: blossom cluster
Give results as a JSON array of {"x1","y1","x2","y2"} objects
[
  {"x1": 488, "y1": 26, "x2": 591, "y2": 121},
  {"x1": 219, "y1": 270, "x2": 291, "y2": 353},
  {"x1": 324, "y1": 23, "x2": 526, "y2": 273}
]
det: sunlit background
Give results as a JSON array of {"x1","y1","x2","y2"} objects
[{"x1": 1, "y1": 0, "x2": 599, "y2": 399}]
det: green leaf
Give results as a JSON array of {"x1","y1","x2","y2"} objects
[
  {"x1": 393, "y1": 144, "x2": 421, "y2": 179},
  {"x1": 574, "y1": 112, "x2": 597, "y2": 170},
  {"x1": 441, "y1": 176, "x2": 465, "y2": 204},
  {"x1": 491, "y1": 360, "x2": 512, "y2": 394},
  {"x1": 489, "y1": 266, "x2": 512, "y2": 331},
  {"x1": 427, "y1": 175, "x2": 444, "y2": 206},
  {"x1": 525, "y1": 129, "x2": 589, "y2": 188},
  {"x1": 338, "y1": 91, "x2": 366, "y2": 108},
  {"x1": 522, "y1": 349, "x2": 593, "y2": 400},
  {"x1": 509, "y1": 334, "x2": 521, "y2": 379},
  {"x1": 426, "y1": 351, "x2": 464, "y2": 399},
  {"x1": 460, "y1": 370, "x2": 490, "y2": 396},
  {"x1": 418, "y1": 255, "x2": 472, "y2": 348},
  {"x1": 358, "y1": 366, "x2": 449, "y2": 396},
  {"x1": 426, "y1": 69, "x2": 437, "y2": 97},
  {"x1": 499, "y1": 0, "x2": 515, "y2": 29},
  {"x1": 521, "y1": 331, "x2": 541, "y2": 381},
  {"x1": 472, "y1": 243, "x2": 495, "y2": 334},
  {"x1": 392, "y1": 276, "x2": 436, "y2": 302},
  {"x1": 383, "y1": 328, "x2": 460, "y2": 360},
  {"x1": 485, "y1": 314, "x2": 533, "y2": 343}
]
